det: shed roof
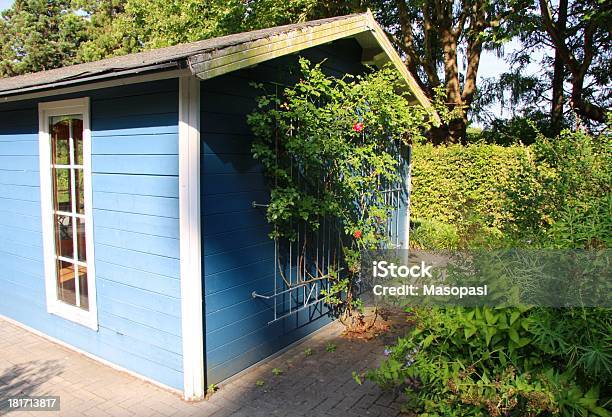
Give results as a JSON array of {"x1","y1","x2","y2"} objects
[{"x1": 0, "y1": 11, "x2": 433, "y2": 112}]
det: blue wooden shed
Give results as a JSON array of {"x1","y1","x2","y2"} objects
[{"x1": 0, "y1": 12, "x2": 430, "y2": 400}]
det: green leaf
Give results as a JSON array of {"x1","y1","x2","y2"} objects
[
  {"x1": 508, "y1": 328, "x2": 520, "y2": 344},
  {"x1": 509, "y1": 310, "x2": 521, "y2": 325},
  {"x1": 464, "y1": 326, "x2": 477, "y2": 340},
  {"x1": 423, "y1": 334, "x2": 435, "y2": 348},
  {"x1": 484, "y1": 308, "x2": 498, "y2": 325}
]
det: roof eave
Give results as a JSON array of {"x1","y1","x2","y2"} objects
[
  {"x1": 188, "y1": 14, "x2": 369, "y2": 79},
  {"x1": 187, "y1": 11, "x2": 439, "y2": 122},
  {"x1": 0, "y1": 62, "x2": 191, "y2": 103}
]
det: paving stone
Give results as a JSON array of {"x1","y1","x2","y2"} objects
[{"x1": 0, "y1": 316, "x2": 413, "y2": 417}]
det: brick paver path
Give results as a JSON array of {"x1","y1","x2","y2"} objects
[{"x1": 0, "y1": 317, "x2": 409, "y2": 417}]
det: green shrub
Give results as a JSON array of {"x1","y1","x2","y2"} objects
[
  {"x1": 373, "y1": 128, "x2": 612, "y2": 416},
  {"x1": 503, "y1": 129, "x2": 611, "y2": 248},
  {"x1": 410, "y1": 218, "x2": 459, "y2": 250},
  {"x1": 367, "y1": 307, "x2": 612, "y2": 416},
  {"x1": 410, "y1": 143, "x2": 526, "y2": 248},
  {"x1": 410, "y1": 128, "x2": 611, "y2": 249}
]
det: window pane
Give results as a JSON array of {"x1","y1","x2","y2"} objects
[
  {"x1": 75, "y1": 169, "x2": 84, "y2": 214},
  {"x1": 72, "y1": 118, "x2": 83, "y2": 165},
  {"x1": 56, "y1": 259, "x2": 76, "y2": 306},
  {"x1": 52, "y1": 168, "x2": 72, "y2": 212},
  {"x1": 55, "y1": 215, "x2": 73, "y2": 260},
  {"x1": 50, "y1": 118, "x2": 70, "y2": 165},
  {"x1": 78, "y1": 265, "x2": 89, "y2": 311},
  {"x1": 76, "y1": 218, "x2": 86, "y2": 263}
]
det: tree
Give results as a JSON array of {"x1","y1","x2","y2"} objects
[
  {"x1": 0, "y1": 0, "x2": 89, "y2": 76},
  {"x1": 74, "y1": 0, "x2": 363, "y2": 62},
  {"x1": 472, "y1": 0, "x2": 610, "y2": 136},
  {"x1": 73, "y1": 0, "x2": 130, "y2": 62},
  {"x1": 242, "y1": 0, "x2": 362, "y2": 30},
  {"x1": 538, "y1": 0, "x2": 610, "y2": 125},
  {"x1": 373, "y1": 0, "x2": 532, "y2": 143}
]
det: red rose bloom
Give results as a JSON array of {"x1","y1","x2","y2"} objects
[
  {"x1": 353, "y1": 230, "x2": 362, "y2": 239},
  {"x1": 353, "y1": 122, "x2": 364, "y2": 133}
]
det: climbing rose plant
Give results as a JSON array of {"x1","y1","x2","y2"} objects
[{"x1": 247, "y1": 58, "x2": 435, "y2": 322}]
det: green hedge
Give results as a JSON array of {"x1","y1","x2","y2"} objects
[
  {"x1": 410, "y1": 143, "x2": 527, "y2": 247},
  {"x1": 409, "y1": 130, "x2": 611, "y2": 249}
]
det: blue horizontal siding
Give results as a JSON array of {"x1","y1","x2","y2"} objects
[
  {"x1": 91, "y1": 118, "x2": 177, "y2": 137},
  {"x1": 93, "y1": 209, "x2": 179, "y2": 238},
  {"x1": 96, "y1": 241, "x2": 180, "y2": 279},
  {"x1": 204, "y1": 241, "x2": 275, "y2": 276},
  {"x1": 202, "y1": 173, "x2": 266, "y2": 196},
  {"x1": 0, "y1": 170, "x2": 40, "y2": 187},
  {"x1": 204, "y1": 210, "x2": 269, "y2": 235},
  {"x1": 0, "y1": 251, "x2": 44, "y2": 276},
  {"x1": 0, "y1": 79, "x2": 183, "y2": 390},
  {"x1": 200, "y1": 40, "x2": 365, "y2": 384},
  {"x1": 97, "y1": 294, "x2": 181, "y2": 336},
  {"x1": 96, "y1": 260, "x2": 180, "y2": 298},
  {"x1": 94, "y1": 227, "x2": 179, "y2": 258},
  {"x1": 0, "y1": 155, "x2": 39, "y2": 170},
  {"x1": 202, "y1": 133, "x2": 252, "y2": 155},
  {"x1": 200, "y1": 190, "x2": 269, "y2": 215},
  {"x1": 205, "y1": 257, "x2": 272, "y2": 295},
  {"x1": 0, "y1": 197, "x2": 41, "y2": 216},
  {"x1": 93, "y1": 155, "x2": 178, "y2": 176},
  {"x1": 207, "y1": 308, "x2": 327, "y2": 383},
  {"x1": 93, "y1": 133, "x2": 178, "y2": 155},
  {"x1": 0, "y1": 210, "x2": 41, "y2": 232},
  {"x1": 202, "y1": 153, "x2": 260, "y2": 174},
  {"x1": 0, "y1": 184, "x2": 40, "y2": 201},
  {"x1": 0, "y1": 224, "x2": 42, "y2": 247},
  {"x1": 204, "y1": 225, "x2": 270, "y2": 256},
  {"x1": 93, "y1": 173, "x2": 179, "y2": 197},
  {"x1": 0, "y1": 140, "x2": 38, "y2": 154},
  {"x1": 93, "y1": 192, "x2": 178, "y2": 218}
]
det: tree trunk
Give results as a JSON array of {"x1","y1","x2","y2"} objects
[
  {"x1": 540, "y1": 0, "x2": 607, "y2": 125},
  {"x1": 550, "y1": 0, "x2": 567, "y2": 136},
  {"x1": 439, "y1": 4, "x2": 464, "y2": 144},
  {"x1": 551, "y1": 53, "x2": 565, "y2": 135},
  {"x1": 449, "y1": 110, "x2": 468, "y2": 145}
]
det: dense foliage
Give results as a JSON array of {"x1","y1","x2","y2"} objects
[
  {"x1": 410, "y1": 143, "x2": 526, "y2": 248},
  {"x1": 247, "y1": 59, "x2": 434, "y2": 320},
  {"x1": 369, "y1": 127, "x2": 611, "y2": 416},
  {"x1": 0, "y1": 0, "x2": 89, "y2": 76},
  {"x1": 410, "y1": 128, "x2": 611, "y2": 250},
  {"x1": 367, "y1": 306, "x2": 611, "y2": 416}
]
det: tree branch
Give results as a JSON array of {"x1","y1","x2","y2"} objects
[
  {"x1": 422, "y1": 0, "x2": 442, "y2": 88},
  {"x1": 452, "y1": 0, "x2": 469, "y2": 39},
  {"x1": 538, "y1": 0, "x2": 579, "y2": 76}
]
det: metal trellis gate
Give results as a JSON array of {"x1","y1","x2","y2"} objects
[{"x1": 251, "y1": 137, "x2": 411, "y2": 325}]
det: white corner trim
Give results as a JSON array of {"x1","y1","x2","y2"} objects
[
  {"x1": 38, "y1": 97, "x2": 98, "y2": 330},
  {"x1": 178, "y1": 76, "x2": 205, "y2": 400}
]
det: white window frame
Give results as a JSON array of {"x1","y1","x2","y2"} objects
[{"x1": 38, "y1": 97, "x2": 98, "y2": 330}]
